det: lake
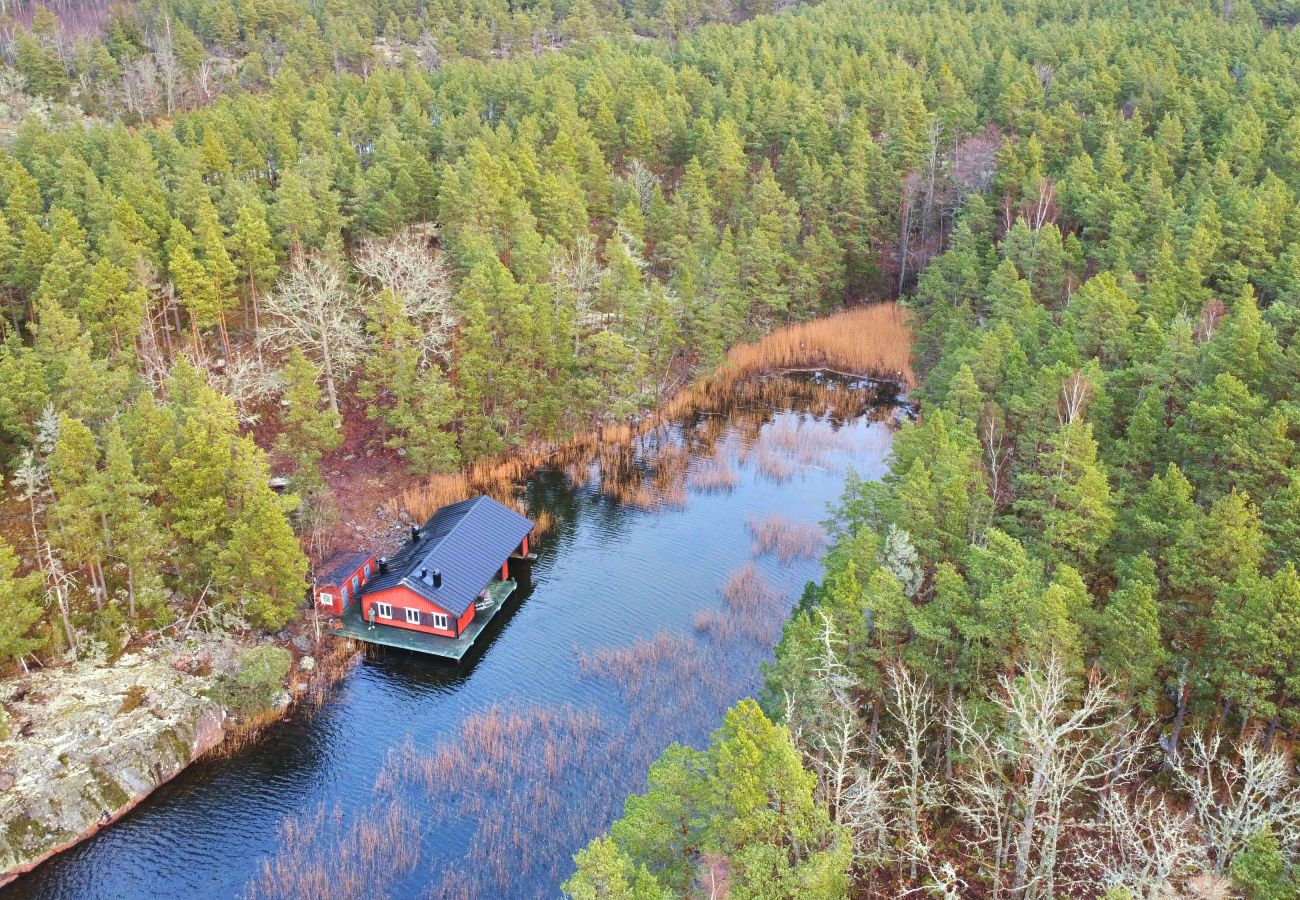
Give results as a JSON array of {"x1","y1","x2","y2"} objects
[{"x1": 7, "y1": 372, "x2": 899, "y2": 900}]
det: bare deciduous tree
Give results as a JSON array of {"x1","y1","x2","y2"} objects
[
  {"x1": 1078, "y1": 790, "x2": 1206, "y2": 898},
  {"x1": 353, "y1": 228, "x2": 456, "y2": 366},
  {"x1": 260, "y1": 254, "x2": 365, "y2": 415},
  {"x1": 884, "y1": 664, "x2": 941, "y2": 881},
  {"x1": 551, "y1": 235, "x2": 611, "y2": 356},
  {"x1": 1174, "y1": 733, "x2": 1300, "y2": 871},
  {"x1": 784, "y1": 613, "x2": 891, "y2": 860},
  {"x1": 950, "y1": 658, "x2": 1145, "y2": 899}
]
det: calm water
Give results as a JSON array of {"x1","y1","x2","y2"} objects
[{"x1": 8, "y1": 374, "x2": 898, "y2": 900}]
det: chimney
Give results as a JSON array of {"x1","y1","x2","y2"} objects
[
  {"x1": 432, "y1": 569, "x2": 442, "y2": 589},
  {"x1": 410, "y1": 526, "x2": 420, "y2": 542},
  {"x1": 377, "y1": 557, "x2": 388, "y2": 574}
]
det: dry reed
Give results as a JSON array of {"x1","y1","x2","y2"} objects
[
  {"x1": 246, "y1": 801, "x2": 420, "y2": 900},
  {"x1": 747, "y1": 515, "x2": 826, "y2": 563},
  {"x1": 717, "y1": 303, "x2": 913, "y2": 388},
  {"x1": 691, "y1": 455, "x2": 740, "y2": 493},
  {"x1": 389, "y1": 303, "x2": 910, "y2": 524},
  {"x1": 576, "y1": 631, "x2": 699, "y2": 684}
]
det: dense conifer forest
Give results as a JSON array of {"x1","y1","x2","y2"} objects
[
  {"x1": 551, "y1": 0, "x2": 1300, "y2": 896},
  {"x1": 2, "y1": 0, "x2": 1300, "y2": 893}
]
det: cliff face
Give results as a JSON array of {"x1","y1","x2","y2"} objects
[{"x1": 0, "y1": 644, "x2": 240, "y2": 885}]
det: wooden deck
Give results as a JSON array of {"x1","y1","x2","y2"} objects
[{"x1": 332, "y1": 579, "x2": 517, "y2": 660}]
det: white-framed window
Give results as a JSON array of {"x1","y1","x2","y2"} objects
[
  {"x1": 340, "y1": 586, "x2": 349, "y2": 604},
  {"x1": 376, "y1": 602, "x2": 393, "y2": 620},
  {"x1": 363, "y1": 563, "x2": 371, "y2": 578},
  {"x1": 405, "y1": 607, "x2": 421, "y2": 625},
  {"x1": 352, "y1": 575, "x2": 360, "y2": 592},
  {"x1": 319, "y1": 593, "x2": 334, "y2": 607},
  {"x1": 432, "y1": 612, "x2": 449, "y2": 631}
]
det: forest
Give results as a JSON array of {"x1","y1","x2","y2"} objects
[
  {"x1": 1, "y1": 0, "x2": 1299, "y2": 892},
  {"x1": 555, "y1": 0, "x2": 1300, "y2": 897},
  {"x1": 0, "y1": 0, "x2": 914, "y2": 662}
]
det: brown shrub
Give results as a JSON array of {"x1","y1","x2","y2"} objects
[
  {"x1": 747, "y1": 515, "x2": 825, "y2": 563},
  {"x1": 246, "y1": 801, "x2": 419, "y2": 900}
]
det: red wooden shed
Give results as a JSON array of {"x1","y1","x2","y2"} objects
[{"x1": 314, "y1": 550, "x2": 376, "y2": 616}]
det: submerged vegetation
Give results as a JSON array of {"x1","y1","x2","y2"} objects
[{"x1": 565, "y1": 0, "x2": 1300, "y2": 895}]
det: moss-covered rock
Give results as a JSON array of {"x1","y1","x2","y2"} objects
[{"x1": 0, "y1": 639, "x2": 255, "y2": 882}]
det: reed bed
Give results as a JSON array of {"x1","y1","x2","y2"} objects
[
  {"x1": 747, "y1": 515, "x2": 826, "y2": 563},
  {"x1": 717, "y1": 303, "x2": 913, "y2": 388},
  {"x1": 576, "y1": 631, "x2": 699, "y2": 684},
  {"x1": 253, "y1": 564, "x2": 796, "y2": 898},
  {"x1": 373, "y1": 704, "x2": 608, "y2": 897},
  {"x1": 753, "y1": 448, "x2": 795, "y2": 482},
  {"x1": 389, "y1": 304, "x2": 908, "y2": 526},
  {"x1": 690, "y1": 455, "x2": 740, "y2": 493},
  {"x1": 246, "y1": 801, "x2": 420, "y2": 900},
  {"x1": 720, "y1": 563, "x2": 782, "y2": 614}
]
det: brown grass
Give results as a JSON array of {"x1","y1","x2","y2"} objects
[
  {"x1": 718, "y1": 303, "x2": 913, "y2": 388},
  {"x1": 246, "y1": 801, "x2": 420, "y2": 900},
  {"x1": 747, "y1": 515, "x2": 825, "y2": 563}
]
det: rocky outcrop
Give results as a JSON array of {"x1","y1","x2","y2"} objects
[{"x1": 0, "y1": 642, "x2": 245, "y2": 885}]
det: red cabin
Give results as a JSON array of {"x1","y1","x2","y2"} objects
[
  {"x1": 314, "y1": 550, "x2": 376, "y2": 615},
  {"x1": 356, "y1": 496, "x2": 533, "y2": 639}
]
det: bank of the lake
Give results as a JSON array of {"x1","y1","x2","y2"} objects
[
  {"x1": 0, "y1": 629, "x2": 363, "y2": 887},
  {"x1": 4, "y1": 369, "x2": 901, "y2": 899}
]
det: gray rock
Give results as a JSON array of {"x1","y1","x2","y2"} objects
[
  {"x1": 0, "y1": 772, "x2": 14, "y2": 792},
  {"x1": 272, "y1": 691, "x2": 292, "y2": 710},
  {"x1": 298, "y1": 655, "x2": 316, "y2": 673},
  {"x1": 290, "y1": 634, "x2": 312, "y2": 654}
]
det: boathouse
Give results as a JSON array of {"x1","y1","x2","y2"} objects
[
  {"x1": 353, "y1": 496, "x2": 534, "y2": 645},
  {"x1": 315, "y1": 550, "x2": 376, "y2": 616}
]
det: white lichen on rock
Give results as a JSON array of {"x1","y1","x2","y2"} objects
[{"x1": 0, "y1": 638, "x2": 247, "y2": 881}]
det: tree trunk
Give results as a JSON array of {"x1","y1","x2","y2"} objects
[
  {"x1": 1166, "y1": 678, "x2": 1192, "y2": 769},
  {"x1": 944, "y1": 679, "x2": 955, "y2": 780}
]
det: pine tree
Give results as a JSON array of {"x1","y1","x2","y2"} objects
[
  {"x1": 275, "y1": 349, "x2": 341, "y2": 489},
  {"x1": 99, "y1": 422, "x2": 164, "y2": 625},
  {"x1": 0, "y1": 539, "x2": 45, "y2": 669}
]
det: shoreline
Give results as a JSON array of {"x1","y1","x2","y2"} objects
[
  {"x1": 0, "y1": 631, "x2": 363, "y2": 888},
  {"x1": 1, "y1": 304, "x2": 912, "y2": 889}
]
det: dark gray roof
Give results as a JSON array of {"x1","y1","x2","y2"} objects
[
  {"x1": 319, "y1": 550, "x2": 373, "y2": 586},
  {"x1": 360, "y1": 496, "x2": 533, "y2": 617}
]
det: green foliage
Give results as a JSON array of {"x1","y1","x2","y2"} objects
[
  {"x1": 572, "y1": 700, "x2": 850, "y2": 898},
  {"x1": 221, "y1": 644, "x2": 292, "y2": 717},
  {"x1": 1229, "y1": 828, "x2": 1297, "y2": 900}
]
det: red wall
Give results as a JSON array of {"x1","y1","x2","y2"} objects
[
  {"x1": 315, "y1": 555, "x2": 376, "y2": 616},
  {"x1": 360, "y1": 585, "x2": 471, "y2": 637}
]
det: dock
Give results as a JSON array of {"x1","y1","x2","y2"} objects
[{"x1": 333, "y1": 579, "x2": 518, "y2": 660}]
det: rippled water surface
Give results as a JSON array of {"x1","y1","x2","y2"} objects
[{"x1": 8, "y1": 374, "x2": 898, "y2": 900}]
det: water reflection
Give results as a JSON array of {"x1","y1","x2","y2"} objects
[{"x1": 6, "y1": 373, "x2": 899, "y2": 900}]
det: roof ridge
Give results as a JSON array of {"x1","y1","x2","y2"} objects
[{"x1": 405, "y1": 495, "x2": 487, "y2": 585}]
